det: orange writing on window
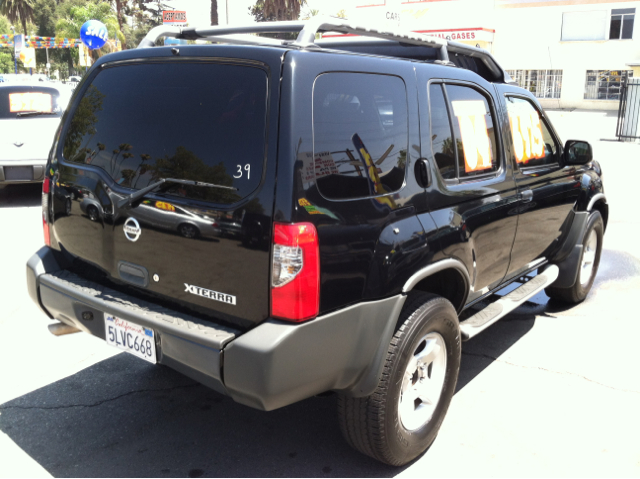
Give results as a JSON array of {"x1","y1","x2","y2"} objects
[
  {"x1": 451, "y1": 100, "x2": 493, "y2": 173},
  {"x1": 9, "y1": 92, "x2": 52, "y2": 113},
  {"x1": 508, "y1": 108, "x2": 545, "y2": 163},
  {"x1": 155, "y1": 201, "x2": 176, "y2": 212}
]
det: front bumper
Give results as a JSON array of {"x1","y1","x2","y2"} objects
[
  {"x1": 27, "y1": 247, "x2": 406, "y2": 411},
  {"x1": 0, "y1": 160, "x2": 46, "y2": 184}
]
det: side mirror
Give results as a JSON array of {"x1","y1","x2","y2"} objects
[{"x1": 564, "y1": 140, "x2": 593, "y2": 165}]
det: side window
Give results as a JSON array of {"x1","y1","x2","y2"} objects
[
  {"x1": 445, "y1": 85, "x2": 499, "y2": 180},
  {"x1": 428, "y1": 84, "x2": 457, "y2": 180},
  {"x1": 312, "y1": 73, "x2": 408, "y2": 200},
  {"x1": 505, "y1": 96, "x2": 559, "y2": 169}
]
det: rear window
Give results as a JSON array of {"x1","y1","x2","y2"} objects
[
  {"x1": 63, "y1": 62, "x2": 268, "y2": 205},
  {"x1": 0, "y1": 86, "x2": 65, "y2": 119}
]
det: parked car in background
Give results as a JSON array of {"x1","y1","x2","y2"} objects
[{"x1": 0, "y1": 82, "x2": 73, "y2": 187}]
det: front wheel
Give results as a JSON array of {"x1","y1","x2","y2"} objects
[
  {"x1": 546, "y1": 210, "x2": 604, "y2": 304},
  {"x1": 338, "y1": 292, "x2": 461, "y2": 466}
]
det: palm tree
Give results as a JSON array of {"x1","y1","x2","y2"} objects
[
  {"x1": 251, "y1": 0, "x2": 306, "y2": 22},
  {"x1": 267, "y1": 0, "x2": 306, "y2": 21},
  {"x1": 0, "y1": 0, "x2": 35, "y2": 35},
  {"x1": 211, "y1": 0, "x2": 218, "y2": 26}
]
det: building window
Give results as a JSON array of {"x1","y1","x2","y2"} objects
[
  {"x1": 610, "y1": 8, "x2": 635, "y2": 40},
  {"x1": 584, "y1": 70, "x2": 634, "y2": 100},
  {"x1": 506, "y1": 70, "x2": 563, "y2": 99},
  {"x1": 561, "y1": 11, "x2": 607, "y2": 41}
]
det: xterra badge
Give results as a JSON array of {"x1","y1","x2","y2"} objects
[
  {"x1": 123, "y1": 217, "x2": 141, "y2": 242},
  {"x1": 184, "y1": 284, "x2": 236, "y2": 305}
]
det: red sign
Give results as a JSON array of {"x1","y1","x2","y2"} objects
[{"x1": 163, "y1": 11, "x2": 187, "y2": 25}]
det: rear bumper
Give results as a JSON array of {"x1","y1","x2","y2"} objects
[
  {"x1": 0, "y1": 160, "x2": 46, "y2": 184},
  {"x1": 27, "y1": 247, "x2": 406, "y2": 411}
]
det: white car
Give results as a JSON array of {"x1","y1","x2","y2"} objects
[{"x1": 0, "y1": 82, "x2": 73, "y2": 186}]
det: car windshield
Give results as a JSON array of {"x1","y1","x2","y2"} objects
[{"x1": 0, "y1": 86, "x2": 66, "y2": 119}]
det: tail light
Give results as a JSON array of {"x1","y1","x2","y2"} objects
[
  {"x1": 271, "y1": 222, "x2": 319, "y2": 322},
  {"x1": 42, "y1": 177, "x2": 51, "y2": 246}
]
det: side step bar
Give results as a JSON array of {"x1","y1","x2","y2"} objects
[{"x1": 460, "y1": 265, "x2": 559, "y2": 341}]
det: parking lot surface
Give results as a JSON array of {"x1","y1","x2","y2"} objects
[{"x1": 1, "y1": 110, "x2": 639, "y2": 477}]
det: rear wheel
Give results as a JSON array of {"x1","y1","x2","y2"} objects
[
  {"x1": 546, "y1": 210, "x2": 603, "y2": 304},
  {"x1": 178, "y1": 223, "x2": 199, "y2": 239},
  {"x1": 338, "y1": 292, "x2": 461, "y2": 466}
]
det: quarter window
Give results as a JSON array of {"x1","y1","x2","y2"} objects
[
  {"x1": 584, "y1": 70, "x2": 633, "y2": 100},
  {"x1": 428, "y1": 84, "x2": 456, "y2": 180},
  {"x1": 505, "y1": 96, "x2": 559, "y2": 168},
  {"x1": 312, "y1": 73, "x2": 408, "y2": 200}
]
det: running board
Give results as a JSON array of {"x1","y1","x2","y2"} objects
[{"x1": 460, "y1": 265, "x2": 559, "y2": 341}]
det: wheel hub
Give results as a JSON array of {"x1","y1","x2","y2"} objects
[
  {"x1": 398, "y1": 332, "x2": 447, "y2": 431},
  {"x1": 580, "y1": 229, "x2": 598, "y2": 286}
]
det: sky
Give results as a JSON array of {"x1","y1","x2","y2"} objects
[{"x1": 165, "y1": 0, "x2": 362, "y2": 26}]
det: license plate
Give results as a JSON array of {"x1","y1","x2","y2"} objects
[
  {"x1": 4, "y1": 166, "x2": 33, "y2": 181},
  {"x1": 104, "y1": 314, "x2": 156, "y2": 364}
]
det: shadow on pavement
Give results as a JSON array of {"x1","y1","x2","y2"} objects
[
  {"x1": 0, "y1": 311, "x2": 539, "y2": 478},
  {"x1": 5, "y1": 268, "x2": 609, "y2": 476},
  {"x1": 0, "y1": 353, "x2": 398, "y2": 478},
  {"x1": 0, "y1": 183, "x2": 42, "y2": 208}
]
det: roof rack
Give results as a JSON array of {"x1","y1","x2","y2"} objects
[{"x1": 138, "y1": 16, "x2": 508, "y2": 82}]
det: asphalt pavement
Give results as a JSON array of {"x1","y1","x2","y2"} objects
[{"x1": 1, "y1": 110, "x2": 639, "y2": 477}]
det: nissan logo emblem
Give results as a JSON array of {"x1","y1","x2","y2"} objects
[{"x1": 123, "y1": 217, "x2": 141, "y2": 242}]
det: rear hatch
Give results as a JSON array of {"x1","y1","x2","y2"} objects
[
  {"x1": 0, "y1": 84, "x2": 68, "y2": 163},
  {"x1": 49, "y1": 52, "x2": 278, "y2": 329}
]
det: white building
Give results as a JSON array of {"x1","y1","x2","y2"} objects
[{"x1": 347, "y1": 0, "x2": 639, "y2": 110}]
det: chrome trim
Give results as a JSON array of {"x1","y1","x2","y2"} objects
[
  {"x1": 402, "y1": 258, "x2": 471, "y2": 293},
  {"x1": 587, "y1": 193, "x2": 606, "y2": 212}
]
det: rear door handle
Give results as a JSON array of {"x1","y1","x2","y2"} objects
[{"x1": 521, "y1": 190, "x2": 533, "y2": 203}]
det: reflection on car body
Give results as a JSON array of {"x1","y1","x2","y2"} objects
[{"x1": 132, "y1": 200, "x2": 221, "y2": 239}]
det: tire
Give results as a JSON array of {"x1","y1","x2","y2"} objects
[
  {"x1": 545, "y1": 210, "x2": 604, "y2": 304},
  {"x1": 87, "y1": 205, "x2": 99, "y2": 222},
  {"x1": 178, "y1": 223, "x2": 199, "y2": 239},
  {"x1": 338, "y1": 292, "x2": 461, "y2": 466},
  {"x1": 65, "y1": 198, "x2": 72, "y2": 216}
]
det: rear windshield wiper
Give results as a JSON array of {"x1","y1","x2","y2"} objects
[
  {"x1": 16, "y1": 111, "x2": 58, "y2": 117},
  {"x1": 117, "y1": 178, "x2": 237, "y2": 209}
]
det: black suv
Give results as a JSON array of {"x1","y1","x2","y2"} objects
[{"x1": 27, "y1": 18, "x2": 607, "y2": 466}]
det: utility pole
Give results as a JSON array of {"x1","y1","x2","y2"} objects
[{"x1": 10, "y1": 25, "x2": 17, "y2": 74}]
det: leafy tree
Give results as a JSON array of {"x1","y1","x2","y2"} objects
[
  {"x1": 0, "y1": 0, "x2": 35, "y2": 36},
  {"x1": 149, "y1": 146, "x2": 239, "y2": 204},
  {"x1": 56, "y1": 1, "x2": 125, "y2": 64},
  {"x1": 63, "y1": 85, "x2": 106, "y2": 163},
  {"x1": 31, "y1": 0, "x2": 55, "y2": 36},
  {"x1": 0, "y1": 50, "x2": 13, "y2": 73},
  {"x1": 301, "y1": 8, "x2": 318, "y2": 20}
]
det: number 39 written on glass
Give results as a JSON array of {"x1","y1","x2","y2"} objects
[{"x1": 233, "y1": 164, "x2": 251, "y2": 179}]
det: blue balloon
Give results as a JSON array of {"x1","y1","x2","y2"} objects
[{"x1": 80, "y1": 20, "x2": 108, "y2": 50}]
